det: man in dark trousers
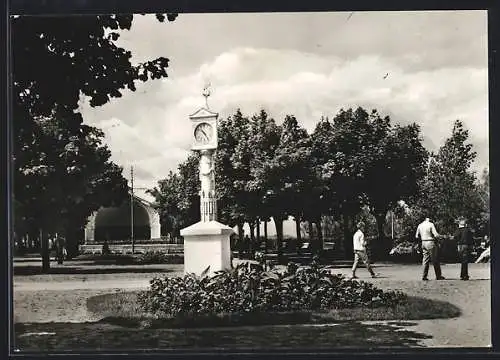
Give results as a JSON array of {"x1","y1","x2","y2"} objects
[{"x1": 454, "y1": 219, "x2": 474, "y2": 280}]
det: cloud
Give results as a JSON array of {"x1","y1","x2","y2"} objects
[{"x1": 81, "y1": 45, "x2": 488, "y2": 193}]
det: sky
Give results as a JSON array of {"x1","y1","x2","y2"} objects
[{"x1": 79, "y1": 10, "x2": 489, "y2": 202}]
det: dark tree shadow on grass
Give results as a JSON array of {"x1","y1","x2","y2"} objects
[
  {"x1": 14, "y1": 266, "x2": 175, "y2": 276},
  {"x1": 14, "y1": 321, "x2": 433, "y2": 351}
]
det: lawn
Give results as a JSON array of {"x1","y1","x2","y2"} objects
[
  {"x1": 86, "y1": 291, "x2": 461, "y2": 328},
  {"x1": 13, "y1": 287, "x2": 462, "y2": 351}
]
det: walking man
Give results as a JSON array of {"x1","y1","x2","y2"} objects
[
  {"x1": 454, "y1": 219, "x2": 474, "y2": 280},
  {"x1": 351, "y1": 222, "x2": 378, "y2": 279},
  {"x1": 416, "y1": 217, "x2": 445, "y2": 281}
]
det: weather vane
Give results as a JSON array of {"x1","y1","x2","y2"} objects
[{"x1": 202, "y1": 82, "x2": 212, "y2": 109}]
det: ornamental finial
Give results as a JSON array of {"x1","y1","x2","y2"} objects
[{"x1": 202, "y1": 82, "x2": 211, "y2": 109}]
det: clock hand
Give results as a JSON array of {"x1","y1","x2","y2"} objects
[{"x1": 201, "y1": 129, "x2": 208, "y2": 141}]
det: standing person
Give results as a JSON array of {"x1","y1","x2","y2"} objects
[
  {"x1": 351, "y1": 222, "x2": 378, "y2": 279},
  {"x1": 454, "y1": 219, "x2": 474, "y2": 280},
  {"x1": 55, "y1": 234, "x2": 66, "y2": 265},
  {"x1": 416, "y1": 217, "x2": 445, "y2": 281}
]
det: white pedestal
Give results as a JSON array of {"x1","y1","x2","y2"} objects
[{"x1": 180, "y1": 220, "x2": 234, "y2": 276}]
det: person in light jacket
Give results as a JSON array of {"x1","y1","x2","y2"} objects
[
  {"x1": 351, "y1": 222, "x2": 378, "y2": 279},
  {"x1": 415, "y1": 217, "x2": 445, "y2": 281}
]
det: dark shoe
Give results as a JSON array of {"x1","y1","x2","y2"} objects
[
  {"x1": 371, "y1": 273, "x2": 380, "y2": 278},
  {"x1": 422, "y1": 277, "x2": 429, "y2": 281},
  {"x1": 350, "y1": 275, "x2": 358, "y2": 280},
  {"x1": 461, "y1": 277, "x2": 470, "y2": 281},
  {"x1": 436, "y1": 276, "x2": 446, "y2": 280}
]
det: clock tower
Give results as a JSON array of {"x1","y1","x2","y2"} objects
[{"x1": 180, "y1": 86, "x2": 234, "y2": 276}]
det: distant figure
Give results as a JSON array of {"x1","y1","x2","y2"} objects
[
  {"x1": 55, "y1": 235, "x2": 66, "y2": 265},
  {"x1": 102, "y1": 236, "x2": 111, "y2": 256},
  {"x1": 454, "y1": 219, "x2": 474, "y2": 280},
  {"x1": 415, "y1": 217, "x2": 445, "y2": 280},
  {"x1": 351, "y1": 221, "x2": 378, "y2": 279},
  {"x1": 476, "y1": 235, "x2": 491, "y2": 263}
]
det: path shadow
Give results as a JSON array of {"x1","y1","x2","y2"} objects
[
  {"x1": 14, "y1": 320, "x2": 434, "y2": 351},
  {"x1": 14, "y1": 266, "x2": 174, "y2": 276}
]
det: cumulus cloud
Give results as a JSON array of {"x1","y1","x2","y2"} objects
[{"x1": 81, "y1": 44, "x2": 488, "y2": 193}]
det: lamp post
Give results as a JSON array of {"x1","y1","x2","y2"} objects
[{"x1": 129, "y1": 165, "x2": 148, "y2": 254}]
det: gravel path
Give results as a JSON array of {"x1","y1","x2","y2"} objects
[{"x1": 13, "y1": 262, "x2": 491, "y2": 347}]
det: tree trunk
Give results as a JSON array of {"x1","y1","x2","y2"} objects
[
  {"x1": 256, "y1": 218, "x2": 261, "y2": 252},
  {"x1": 308, "y1": 221, "x2": 314, "y2": 244},
  {"x1": 375, "y1": 213, "x2": 386, "y2": 243},
  {"x1": 249, "y1": 221, "x2": 255, "y2": 259},
  {"x1": 237, "y1": 222, "x2": 244, "y2": 258},
  {"x1": 273, "y1": 216, "x2": 284, "y2": 259},
  {"x1": 294, "y1": 215, "x2": 302, "y2": 253},
  {"x1": 374, "y1": 212, "x2": 387, "y2": 262},
  {"x1": 315, "y1": 216, "x2": 324, "y2": 254},
  {"x1": 64, "y1": 225, "x2": 79, "y2": 259},
  {"x1": 264, "y1": 220, "x2": 268, "y2": 254},
  {"x1": 40, "y1": 229, "x2": 50, "y2": 273},
  {"x1": 343, "y1": 213, "x2": 353, "y2": 259}
]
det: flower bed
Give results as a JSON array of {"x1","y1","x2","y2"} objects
[{"x1": 138, "y1": 261, "x2": 407, "y2": 319}]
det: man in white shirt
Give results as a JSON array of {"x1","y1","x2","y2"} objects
[
  {"x1": 351, "y1": 221, "x2": 378, "y2": 279},
  {"x1": 415, "y1": 217, "x2": 445, "y2": 281}
]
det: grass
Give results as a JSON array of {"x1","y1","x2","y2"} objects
[{"x1": 85, "y1": 290, "x2": 461, "y2": 329}]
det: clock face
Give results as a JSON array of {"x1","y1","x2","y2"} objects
[{"x1": 194, "y1": 122, "x2": 214, "y2": 144}]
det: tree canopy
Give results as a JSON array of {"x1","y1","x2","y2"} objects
[
  {"x1": 416, "y1": 120, "x2": 485, "y2": 234},
  {"x1": 150, "y1": 106, "x2": 451, "y2": 260},
  {"x1": 12, "y1": 14, "x2": 177, "y2": 271}
]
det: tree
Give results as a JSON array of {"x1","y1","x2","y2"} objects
[
  {"x1": 311, "y1": 108, "x2": 428, "y2": 257},
  {"x1": 177, "y1": 152, "x2": 201, "y2": 229},
  {"x1": 311, "y1": 109, "x2": 368, "y2": 257},
  {"x1": 361, "y1": 120, "x2": 428, "y2": 246},
  {"x1": 476, "y1": 168, "x2": 490, "y2": 236},
  {"x1": 245, "y1": 110, "x2": 282, "y2": 255},
  {"x1": 270, "y1": 115, "x2": 312, "y2": 252},
  {"x1": 147, "y1": 171, "x2": 183, "y2": 240},
  {"x1": 215, "y1": 109, "x2": 251, "y2": 247},
  {"x1": 418, "y1": 120, "x2": 483, "y2": 234},
  {"x1": 12, "y1": 14, "x2": 177, "y2": 271},
  {"x1": 15, "y1": 110, "x2": 129, "y2": 269},
  {"x1": 148, "y1": 152, "x2": 201, "y2": 240}
]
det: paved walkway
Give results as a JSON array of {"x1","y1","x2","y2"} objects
[{"x1": 13, "y1": 262, "x2": 491, "y2": 347}]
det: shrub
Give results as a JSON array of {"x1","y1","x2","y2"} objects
[
  {"x1": 389, "y1": 241, "x2": 421, "y2": 263},
  {"x1": 138, "y1": 260, "x2": 407, "y2": 319},
  {"x1": 136, "y1": 251, "x2": 183, "y2": 265}
]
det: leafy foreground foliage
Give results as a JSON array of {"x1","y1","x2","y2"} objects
[{"x1": 138, "y1": 262, "x2": 407, "y2": 319}]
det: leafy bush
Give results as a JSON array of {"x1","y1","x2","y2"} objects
[
  {"x1": 138, "y1": 260, "x2": 407, "y2": 319},
  {"x1": 389, "y1": 241, "x2": 421, "y2": 263},
  {"x1": 136, "y1": 251, "x2": 183, "y2": 265}
]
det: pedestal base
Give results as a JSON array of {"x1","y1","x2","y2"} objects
[{"x1": 180, "y1": 220, "x2": 234, "y2": 276}]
